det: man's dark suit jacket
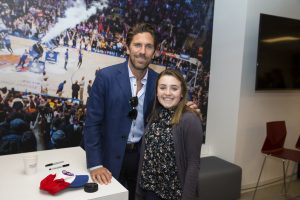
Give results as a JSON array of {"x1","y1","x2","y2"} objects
[{"x1": 84, "y1": 60, "x2": 158, "y2": 178}]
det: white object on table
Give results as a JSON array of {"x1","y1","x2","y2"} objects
[{"x1": 23, "y1": 152, "x2": 38, "y2": 175}]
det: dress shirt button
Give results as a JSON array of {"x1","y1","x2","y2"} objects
[{"x1": 116, "y1": 155, "x2": 121, "y2": 159}]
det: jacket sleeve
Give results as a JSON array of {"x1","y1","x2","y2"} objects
[
  {"x1": 135, "y1": 184, "x2": 146, "y2": 200},
  {"x1": 84, "y1": 71, "x2": 106, "y2": 168},
  {"x1": 181, "y1": 113, "x2": 203, "y2": 200}
]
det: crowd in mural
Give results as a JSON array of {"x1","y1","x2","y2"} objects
[
  {"x1": 1, "y1": 0, "x2": 212, "y2": 56},
  {"x1": 0, "y1": 0, "x2": 213, "y2": 153},
  {"x1": 0, "y1": 87, "x2": 85, "y2": 155}
]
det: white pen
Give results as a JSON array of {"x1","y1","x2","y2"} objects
[
  {"x1": 45, "y1": 161, "x2": 64, "y2": 167},
  {"x1": 49, "y1": 164, "x2": 70, "y2": 170}
]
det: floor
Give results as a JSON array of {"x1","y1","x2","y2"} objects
[
  {"x1": 240, "y1": 179, "x2": 300, "y2": 200},
  {"x1": 0, "y1": 36, "x2": 165, "y2": 102}
]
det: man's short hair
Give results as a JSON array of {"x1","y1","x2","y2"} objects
[{"x1": 126, "y1": 23, "x2": 158, "y2": 49}]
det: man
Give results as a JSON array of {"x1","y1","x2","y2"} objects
[
  {"x1": 87, "y1": 80, "x2": 92, "y2": 97},
  {"x1": 71, "y1": 80, "x2": 80, "y2": 101},
  {"x1": 79, "y1": 76, "x2": 85, "y2": 102},
  {"x1": 3, "y1": 33, "x2": 13, "y2": 54},
  {"x1": 64, "y1": 48, "x2": 69, "y2": 70},
  {"x1": 41, "y1": 71, "x2": 49, "y2": 95},
  {"x1": 16, "y1": 49, "x2": 29, "y2": 68},
  {"x1": 77, "y1": 49, "x2": 83, "y2": 68},
  {"x1": 84, "y1": 23, "x2": 196, "y2": 200},
  {"x1": 56, "y1": 80, "x2": 66, "y2": 97},
  {"x1": 32, "y1": 41, "x2": 44, "y2": 62},
  {"x1": 86, "y1": 80, "x2": 92, "y2": 104},
  {"x1": 84, "y1": 23, "x2": 158, "y2": 200}
]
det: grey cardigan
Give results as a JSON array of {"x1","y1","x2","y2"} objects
[{"x1": 136, "y1": 111, "x2": 203, "y2": 200}]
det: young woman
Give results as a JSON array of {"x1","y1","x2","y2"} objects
[{"x1": 136, "y1": 69, "x2": 203, "y2": 200}]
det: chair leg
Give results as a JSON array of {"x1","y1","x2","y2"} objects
[
  {"x1": 298, "y1": 163, "x2": 300, "y2": 179},
  {"x1": 252, "y1": 155, "x2": 267, "y2": 200},
  {"x1": 284, "y1": 160, "x2": 295, "y2": 195},
  {"x1": 282, "y1": 160, "x2": 287, "y2": 197}
]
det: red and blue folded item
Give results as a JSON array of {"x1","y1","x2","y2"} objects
[{"x1": 40, "y1": 170, "x2": 89, "y2": 195}]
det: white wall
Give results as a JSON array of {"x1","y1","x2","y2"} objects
[
  {"x1": 206, "y1": 0, "x2": 247, "y2": 162},
  {"x1": 206, "y1": 0, "x2": 300, "y2": 187}
]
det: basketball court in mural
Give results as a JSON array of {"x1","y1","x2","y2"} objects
[{"x1": 0, "y1": 36, "x2": 165, "y2": 103}]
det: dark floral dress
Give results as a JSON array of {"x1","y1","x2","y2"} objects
[{"x1": 139, "y1": 108, "x2": 182, "y2": 200}]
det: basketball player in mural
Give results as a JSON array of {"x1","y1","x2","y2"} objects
[
  {"x1": 77, "y1": 49, "x2": 83, "y2": 68},
  {"x1": 32, "y1": 41, "x2": 44, "y2": 62},
  {"x1": 1, "y1": 32, "x2": 13, "y2": 54}
]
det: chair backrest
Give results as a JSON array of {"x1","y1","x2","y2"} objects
[
  {"x1": 296, "y1": 135, "x2": 300, "y2": 149},
  {"x1": 261, "y1": 121, "x2": 286, "y2": 153}
]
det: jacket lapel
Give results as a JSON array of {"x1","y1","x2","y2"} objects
[
  {"x1": 143, "y1": 69, "x2": 157, "y2": 119},
  {"x1": 116, "y1": 61, "x2": 132, "y2": 102}
]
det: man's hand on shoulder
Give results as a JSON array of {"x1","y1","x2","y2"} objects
[
  {"x1": 90, "y1": 167, "x2": 112, "y2": 185},
  {"x1": 186, "y1": 101, "x2": 198, "y2": 110}
]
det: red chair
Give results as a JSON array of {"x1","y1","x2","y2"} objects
[
  {"x1": 296, "y1": 135, "x2": 300, "y2": 181},
  {"x1": 252, "y1": 121, "x2": 300, "y2": 200},
  {"x1": 296, "y1": 135, "x2": 300, "y2": 149}
]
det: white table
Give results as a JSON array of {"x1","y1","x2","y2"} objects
[{"x1": 0, "y1": 147, "x2": 128, "y2": 200}]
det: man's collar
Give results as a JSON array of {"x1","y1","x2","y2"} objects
[{"x1": 127, "y1": 64, "x2": 148, "y2": 82}]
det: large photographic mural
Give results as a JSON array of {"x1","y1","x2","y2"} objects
[{"x1": 0, "y1": 0, "x2": 214, "y2": 153}]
